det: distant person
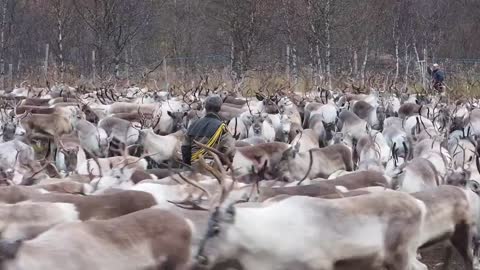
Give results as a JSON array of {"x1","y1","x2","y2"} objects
[
  {"x1": 427, "y1": 63, "x2": 445, "y2": 92},
  {"x1": 181, "y1": 95, "x2": 234, "y2": 165}
]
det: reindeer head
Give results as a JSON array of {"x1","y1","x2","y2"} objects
[
  {"x1": 250, "y1": 114, "x2": 267, "y2": 137},
  {"x1": 445, "y1": 166, "x2": 472, "y2": 187},
  {"x1": 375, "y1": 105, "x2": 386, "y2": 130},
  {"x1": 193, "y1": 202, "x2": 238, "y2": 268},
  {"x1": 1, "y1": 121, "x2": 17, "y2": 142},
  {"x1": 266, "y1": 145, "x2": 301, "y2": 183},
  {"x1": 256, "y1": 93, "x2": 280, "y2": 114},
  {"x1": 81, "y1": 104, "x2": 99, "y2": 124},
  {"x1": 60, "y1": 146, "x2": 80, "y2": 173},
  {"x1": 332, "y1": 132, "x2": 346, "y2": 145},
  {"x1": 277, "y1": 114, "x2": 292, "y2": 143},
  {"x1": 167, "y1": 111, "x2": 188, "y2": 133},
  {"x1": 179, "y1": 144, "x2": 245, "y2": 269}
]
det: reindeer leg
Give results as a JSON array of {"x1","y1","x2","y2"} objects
[
  {"x1": 48, "y1": 138, "x2": 56, "y2": 162},
  {"x1": 448, "y1": 222, "x2": 474, "y2": 270}
]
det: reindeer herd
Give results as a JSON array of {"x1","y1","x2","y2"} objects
[{"x1": 0, "y1": 81, "x2": 478, "y2": 270}]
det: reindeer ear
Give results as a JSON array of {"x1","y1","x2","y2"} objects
[
  {"x1": 467, "y1": 180, "x2": 480, "y2": 194},
  {"x1": 255, "y1": 93, "x2": 264, "y2": 101}
]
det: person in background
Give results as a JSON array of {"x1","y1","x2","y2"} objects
[
  {"x1": 181, "y1": 95, "x2": 234, "y2": 165},
  {"x1": 427, "y1": 63, "x2": 445, "y2": 92}
]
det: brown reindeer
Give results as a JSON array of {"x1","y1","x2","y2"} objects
[{"x1": 0, "y1": 208, "x2": 192, "y2": 270}]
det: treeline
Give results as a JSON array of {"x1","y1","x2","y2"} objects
[{"x1": 0, "y1": 0, "x2": 479, "y2": 87}]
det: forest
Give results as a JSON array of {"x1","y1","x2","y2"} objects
[{"x1": 0, "y1": 0, "x2": 478, "y2": 92}]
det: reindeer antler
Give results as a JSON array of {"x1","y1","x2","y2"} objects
[{"x1": 194, "y1": 141, "x2": 237, "y2": 205}]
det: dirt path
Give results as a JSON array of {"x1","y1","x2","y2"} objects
[{"x1": 421, "y1": 243, "x2": 465, "y2": 270}]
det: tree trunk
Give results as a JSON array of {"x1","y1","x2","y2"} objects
[
  {"x1": 286, "y1": 44, "x2": 290, "y2": 82},
  {"x1": 44, "y1": 44, "x2": 49, "y2": 85},
  {"x1": 403, "y1": 41, "x2": 410, "y2": 91},
  {"x1": 360, "y1": 38, "x2": 369, "y2": 88},
  {"x1": 92, "y1": 50, "x2": 96, "y2": 85},
  {"x1": 292, "y1": 45, "x2": 298, "y2": 89},
  {"x1": 413, "y1": 43, "x2": 421, "y2": 68},
  {"x1": 309, "y1": 45, "x2": 315, "y2": 86},
  {"x1": 17, "y1": 50, "x2": 21, "y2": 75},
  {"x1": 353, "y1": 49, "x2": 358, "y2": 78},
  {"x1": 125, "y1": 49, "x2": 129, "y2": 82},
  {"x1": 54, "y1": 1, "x2": 65, "y2": 83},
  {"x1": 8, "y1": 63, "x2": 12, "y2": 90},
  {"x1": 0, "y1": 0, "x2": 7, "y2": 90},
  {"x1": 393, "y1": 38, "x2": 400, "y2": 86},
  {"x1": 325, "y1": 0, "x2": 332, "y2": 90},
  {"x1": 230, "y1": 37, "x2": 239, "y2": 79},
  {"x1": 163, "y1": 56, "x2": 168, "y2": 89},
  {"x1": 114, "y1": 54, "x2": 120, "y2": 80}
]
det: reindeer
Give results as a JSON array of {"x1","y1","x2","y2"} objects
[
  {"x1": 254, "y1": 92, "x2": 281, "y2": 114},
  {"x1": 55, "y1": 134, "x2": 85, "y2": 174},
  {"x1": 354, "y1": 133, "x2": 386, "y2": 172},
  {"x1": 248, "y1": 113, "x2": 275, "y2": 142},
  {"x1": 32, "y1": 179, "x2": 93, "y2": 195},
  {"x1": 235, "y1": 137, "x2": 267, "y2": 147},
  {"x1": 336, "y1": 110, "x2": 369, "y2": 147},
  {"x1": 0, "y1": 186, "x2": 45, "y2": 204},
  {"x1": 304, "y1": 102, "x2": 337, "y2": 133},
  {"x1": 232, "y1": 142, "x2": 290, "y2": 178},
  {"x1": 74, "y1": 119, "x2": 109, "y2": 157},
  {"x1": 227, "y1": 112, "x2": 252, "y2": 140},
  {"x1": 0, "y1": 140, "x2": 35, "y2": 170},
  {"x1": 289, "y1": 129, "x2": 319, "y2": 152},
  {"x1": 0, "y1": 208, "x2": 192, "y2": 270},
  {"x1": 404, "y1": 115, "x2": 435, "y2": 138},
  {"x1": 257, "y1": 170, "x2": 392, "y2": 201},
  {"x1": 137, "y1": 129, "x2": 185, "y2": 165},
  {"x1": 155, "y1": 110, "x2": 187, "y2": 135},
  {"x1": 19, "y1": 108, "x2": 81, "y2": 150},
  {"x1": 193, "y1": 179, "x2": 428, "y2": 270},
  {"x1": 448, "y1": 137, "x2": 476, "y2": 169},
  {"x1": 18, "y1": 98, "x2": 51, "y2": 107},
  {"x1": 302, "y1": 102, "x2": 322, "y2": 128},
  {"x1": 0, "y1": 107, "x2": 22, "y2": 142},
  {"x1": 76, "y1": 154, "x2": 148, "y2": 177},
  {"x1": 218, "y1": 105, "x2": 244, "y2": 121},
  {"x1": 351, "y1": 100, "x2": 384, "y2": 130},
  {"x1": 389, "y1": 157, "x2": 440, "y2": 193},
  {"x1": 0, "y1": 202, "x2": 79, "y2": 242},
  {"x1": 398, "y1": 103, "x2": 422, "y2": 119},
  {"x1": 384, "y1": 116, "x2": 404, "y2": 129},
  {"x1": 413, "y1": 138, "x2": 452, "y2": 181},
  {"x1": 98, "y1": 116, "x2": 140, "y2": 148},
  {"x1": 9, "y1": 190, "x2": 157, "y2": 221},
  {"x1": 412, "y1": 186, "x2": 478, "y2": 270},
  {"x1": 14, "y1": 106, "x2": 56, "y2": 115},
  {"x1": 266, "y1": 113, "x2": 292, "y2": 143},
  {"x1": 383, "y1": 124, "x2": 412, "y2": 160},
  {"x1": 272, "y1": 144, "x2": 354, "y2": 182},
  {"x1": 464, "y1": 109, "x2": 480, "y2": 137}
]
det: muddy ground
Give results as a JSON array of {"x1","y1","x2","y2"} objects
[{"x1": 421, "y1": 243, "x2": 465, "y2": 270}]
